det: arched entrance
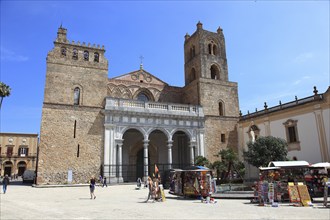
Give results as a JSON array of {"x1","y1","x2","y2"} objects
[
  {"x1": 4, "y1": 161, "x2": 13, "y2": 177},
  {"x1": 17, "y1": 161, "x2": 27, "y2": 176},
  {"x1": 136, "y1": 148, "x2": 150, "y2": 181},
  {"x1": 172, "y1": 131, "x2": 190, "y2": 169},
  {"x1": 149, "y1": 129, "x2": 168, "y2": 173}
]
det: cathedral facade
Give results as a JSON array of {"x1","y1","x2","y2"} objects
[{"x1": 37, "y1": 22, "x2": 239, "y2": 184}]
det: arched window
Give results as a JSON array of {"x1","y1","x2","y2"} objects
[
  {"x1": 94, "y1": 52, "x2": 99, "y2": 62},
  {"x1": 210, "y1": 65, "x2": 219, "y2": 79},
  {"x1": 190, "y1": 45, "x2": 196, "y2": 59},
  {"x1": 61, "y1": 47, "x2": 67, "y2": 56},
  {"x1": 137, "y1": 92, "x2": 149, "y2": 102},
  {"x1": 219, "y1": 102, "x2": 224, "y2": 116},
  {"x1": 83, "y1": 51, "x2": 89, "y2": 61},
  {"x1": 72, "y1": 48, "x2": 78, "y2": 60},
  {"x1": 208, "y1": 44, "x2": 212, "y2": 54},
  {"x1": 74, "y1": 87, "x2": 80, "y2": 105}
]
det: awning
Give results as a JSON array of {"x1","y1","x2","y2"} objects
[
  {"x1": 311, "y1": 162, "x2": 330, "y2": 168},
  {"x1": 183, "y1": 165, "x2": 210, "y2": 171},
  {"x1": 268, "y1": 161, "x2": 310, "y2": 168},
  {"x1": 259, "y1": 166, "x2": 280, "y2": 171}
]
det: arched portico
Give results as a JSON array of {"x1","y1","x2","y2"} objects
[{"x1": 104, "y1": 97, "x2": 205, "y2": 183}]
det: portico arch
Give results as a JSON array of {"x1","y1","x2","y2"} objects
[
  {"x1": 17, "y1": 161, "x2": 27, "y2": 176},
  {"x1": 4, "y1": 161, "x2": 13, "y2": 177},
  {"x1": 172, "y1": 130, "x2": 191, "y2": 169}
]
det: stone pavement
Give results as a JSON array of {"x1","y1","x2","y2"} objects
[{"x1": 0, "y1": 184, "x2": 329, "y2": 220}]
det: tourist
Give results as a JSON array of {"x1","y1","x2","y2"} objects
[
  {"x1": 137, "y1": 177, "x2": 142, "y2": 189},
  {"x1": 2, "y1": 174, "x2": 10, "y2": 194},
  {"x1": 99, "y1": 175, "x2": 103, "y2": 187},
  {"x1": 102, "y1": 176, "x2": 107, "y2": 187},
  {"x1": 145, "y1": 176, "x2": 154, "y2": 202},
  {"x1": 89, "y1": 176, "x2": 96, "y2": 199}
]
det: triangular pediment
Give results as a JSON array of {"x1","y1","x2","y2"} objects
[{"x1": 110, "y1": 69, "x2": 168, "y2": 86}]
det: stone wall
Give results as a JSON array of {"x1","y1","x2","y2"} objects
[
  {"x1": 204, "y1": 117, "x2": 238, "y2": 162},
  {"x1": 38, "y1": 105, "x2": 104, "y2": 184},
  {"x1": 38, "y1": 27, "x2": 108, "y2": 184}
]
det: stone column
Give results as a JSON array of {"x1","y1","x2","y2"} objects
[
  {"x1": 198, "y1": 130, "x2": 205, "y2": 157},
  {"x1": 189, "y1": 142, "x2": 194, "y2": 165},
  {"x1": 112, "y1": 138, "x2": 117, "y2": 182},
  {"x1": 314, "y1": 108, "x2": 330, "y2": 162},
  {"x1": 143, "y1": 140, "x2": 149, "y2": 180},
  {"x1": 103, "y1": 128, "x2": 110, "y2": 178},
  {"x1": 116, "y1": 139, "x2": 124, "y2": 183},
  {"x1": 167, "y1": 140, "x2": 173, "y2": 169}
]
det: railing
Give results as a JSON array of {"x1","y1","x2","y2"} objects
[
  {"x1": 106, "y1": 98, "x2": 203, "y2": 116},
  {"x1": 240, "y1": 94, "x2": 323, "y2": 120},
  {"x1": 0, "y1": 154, "x2": 37, "y2": 159},
  {"x1": 103, "y1": 163, "x2": 192, "y2": 186}
]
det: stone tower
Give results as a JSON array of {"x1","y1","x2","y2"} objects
[
  {"x1": 183, "y1": 22, "x2": 239, "y2": 161},
  {"x1": 37, "y1": 26, "x2": 108, "y2": 184}
]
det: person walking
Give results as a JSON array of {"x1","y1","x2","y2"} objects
[
  {"x1": 99, "y1": 175, "x2": 103, "y2": 187},
  {"x1": 145, "y1": 176, "x2": 154, "y2": 202},
  {"x1": 2, "y1": 174, "x2": 10, "y2": 194},
  {"x1": 102, "y1": 176, "x2": 107, "y2": 187},
  {"x1": 89, "y1": 176, "x2": 96, "y2": 199}
]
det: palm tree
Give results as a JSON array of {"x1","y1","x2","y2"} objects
[
  {"x1": 217, "y1": 148, "x2": 238, "y2": 180},
  {"x1": 194, "y1": 155, "x2": 210, "y2": 168},
  {"x1": 0, "y1": 82, "x2": 11, "y2": 109}
]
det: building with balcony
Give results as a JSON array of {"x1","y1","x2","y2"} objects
[
  {"x1": 0, "y1": 133, "x2": 38, "y2": 177},
  {"x1": 37, "y1": 22, "x2": 239, "y2": 184},
  {"x1": 36, "y1": 22, "x2": 329, "y2": 185}
]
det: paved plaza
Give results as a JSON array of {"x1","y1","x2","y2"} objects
[{"x1": 0, "y1": 183, "x2": 329, "y2": 220}]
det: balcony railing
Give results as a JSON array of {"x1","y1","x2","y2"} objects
[
  {"x1": 0, "y1": 153, "x2": 37, "y2": 159},
  {"x1": 105, "y1": 98, "x2": 204, "y2": 117}
]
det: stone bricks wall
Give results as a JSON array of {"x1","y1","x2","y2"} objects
[
  {"x1": 38, "y1": 27, "x2": 108, "y2": 184},
  {"x1": 198, "y1": 79, "x2": 239, "y2": 116},
  {"x1": 183, "y1": 81, "x2": 199, "y2": 105},
  {"x1": 38, "y1": 105, "x2": 104, "y2": 184},
  {"x1": 204, "y1": 118, "x2": 238, "y2": 162}
]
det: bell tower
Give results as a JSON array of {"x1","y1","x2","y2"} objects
[
  {"x1": 184, "y1": 21, "x2": 228, "y2": 86},
  {"x1": 183, "y1": 22, "x2": 239, "y2": 162},
  {"x1": 38, "y1": 26, "x2": 108, "y2": 184}
]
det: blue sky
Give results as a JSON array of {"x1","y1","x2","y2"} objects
[{"x1": 1, "y1": 1, "x2": 329, "y2": 134}]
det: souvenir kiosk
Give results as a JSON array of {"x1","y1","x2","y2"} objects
[
  {"x1": 307, "y1": 162, "x2": 330, "y2": 206},
  {"x1": 255, "y1": 161, "x2": 310, "y2": 205},
  {"x1": 169, "y1": 166, "x2": 216, "y2": 198}
]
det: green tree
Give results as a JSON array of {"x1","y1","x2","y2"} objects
[
  {"x1": 216, "y1": 148, "x2": 239, "y2": 180},
  {"x1": 0, "y1": 82, "x2": 11, "y2": 109},
  {"x1": 211, "y1": 160, "x2": 226, "y2": 182},
  {"x1": 244, "y1": 136, "x2": 288, "y2": 168},
  {"x1": 194, "y1": 156, "x2": 210, "y2": 167}
]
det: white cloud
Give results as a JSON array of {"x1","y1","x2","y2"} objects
[
  {"x1": 293, "y1": 52, "x2": 314, "y2": 63},
  {"x1": 0, "y1": 47, "x2": 29, "y2": 62},
  {"x1": 293, "y1": 75, "x2": 311, "y2": 85}
]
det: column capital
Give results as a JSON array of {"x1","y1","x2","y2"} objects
[
  {"x1": 167, "y1": 140, "x2": 173, "y2": 145},
  {"x1": 115, "y1": 139, "x2": 124, "y2": 146},
  {"x1": 188, "y1": 141, "x2": 197, "y2": 147},
  {"x1": 143, "y1": 139, "x2": 150, "y2": 144}
]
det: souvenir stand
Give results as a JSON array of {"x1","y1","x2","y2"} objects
[
  {"x1": 169, "y1": 166, "x2": 216, "y2": 198},
  {"x1": 308, "y1": 162, "x2": 330, "y2": 206},
  {"x1": 256, "y1": 161, "x2": 310, "y2": 205}
]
